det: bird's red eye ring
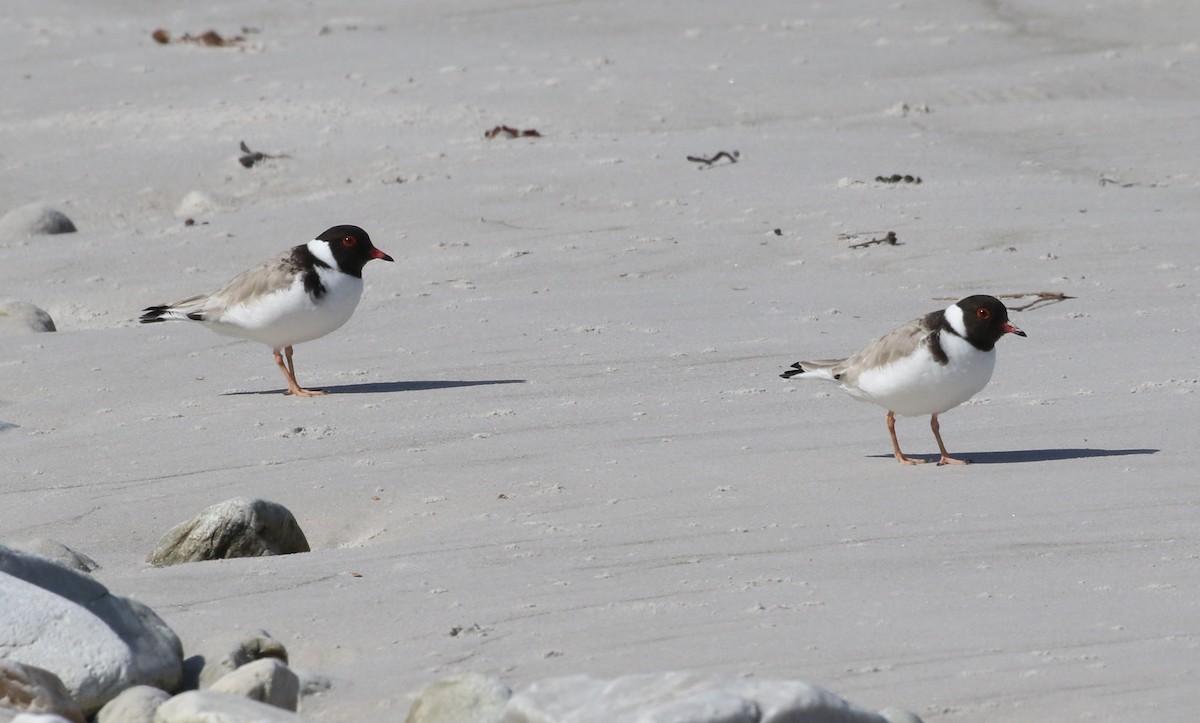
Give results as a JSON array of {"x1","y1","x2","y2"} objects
[
  {"x1": 342, "y1": 236, "x2": 357, "y2": 247},
  {"x1": 977, "y1": 307, "x2": 991, "y2": 320}
]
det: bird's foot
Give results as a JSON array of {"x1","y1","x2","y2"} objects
[
  {"x1": 285, "y1": 386, "x2": 326, "y2": 397},
  {"x1": 895, "y1": 454, "x2": 929, "y2": 465},
  {"x1": 936, "y1": 455, "x2": 971, "y2": 466}
]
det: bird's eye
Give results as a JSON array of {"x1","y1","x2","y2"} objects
[
  {"x1": 977, "y1": 308, "x2": 991, "y2": 320},
  {"x1": 342, "y1": 236, "x2": 357, "y2": 247}
]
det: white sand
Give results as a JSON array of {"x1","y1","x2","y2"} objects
[{"x1": 2, "y1": 1, "x2": 1197, "y2": 720}]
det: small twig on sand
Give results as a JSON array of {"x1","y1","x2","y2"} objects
[
  {"x1": 838, "y1": 231, "x2": 883, "y2": 240},
  {"x1": 238, "y1": 141, "x2": 290, "y2": 168},
  {"x1": 153, "y1": 29, "x2": 246, "y2": 47},
  {"x1": 935, "y1": 291, "x2": 1075, "y2": 312},
  {"x1": 875, "y1": 174, "x2": 921, "y2": 184},
  {"x1": 1099, "y1": 174, "x2": 1164, "y2": 188},
  {"x1": 998, "y1": 291, "x2": 1076, "y2": 311},
  {"x1": 847, "y1": 231, "x2": 899, "y2": 249},
  {"x1": 485, "y1": 125, "x2": 542, "y2": 139},
  {"x1": 687, "y1": 150, "x2": 739, "y2": 166}
]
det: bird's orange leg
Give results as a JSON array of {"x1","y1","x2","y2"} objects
[
  {"x1": 931, "y1": 413, "x2": 969, "y2": 466},
  {"x1": 273, "y1": 346, "x2": 325, "y2": 397},
  {"x1": 887, "y1": 410, "x2": 927, "y2": 465}
]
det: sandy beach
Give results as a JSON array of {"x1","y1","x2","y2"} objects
[{"x1": 3, "y1": 1, "x2": 1198, "y2": 720}]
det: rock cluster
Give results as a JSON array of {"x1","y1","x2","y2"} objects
[
  {"x1": 0, "y1": 542, "x2": 313, "y2": 721},
  {"x1": 0, "y1": 545, "x2": 182, "y2": 715},
  {"x1": 2, "y1": 502, "x2": 924, "y2": 723},
  {"x1": 0, "y1": 203, "x2": 66, "y2": 339},
  {"x1": 1, "y1": 495, "x2": 316, "y2": 722},
  {"x1": 406, "y1": 671, "x2": 924, "y2": 723}
]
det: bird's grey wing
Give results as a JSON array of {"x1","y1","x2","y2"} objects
[
  {"x1": 837, "y1": 314, "x2": 937, "y2": 385},
  {"x1": 143, "y1": 249, "x2": 305, "y2": 322},
  {"x1": 201, "y1": 250, "x2": 304, "y2": 315},
  {"x1": 156, "y1": 294, "x2": 207, "y2": 312},
  {"x1": 797, "y1": 358, "x2": 847, "y2": 372}
]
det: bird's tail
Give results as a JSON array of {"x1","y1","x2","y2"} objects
[
  {"x1": 139, "y1": 306, "x2": 179, "y2": 323},
  {"x1": 780, "y1": 360, "x2": 842, "y2": 381},
  {"x1": 139, "y1": 295, "x2": 207, "y2": 324}
]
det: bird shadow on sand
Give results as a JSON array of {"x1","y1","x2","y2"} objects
[
  {"x1": 223, "y1": 379, "x2": 526, "y2": 396},
  {"x1": 868, "y1": 448, "x2": 1159, "y2": 464}
]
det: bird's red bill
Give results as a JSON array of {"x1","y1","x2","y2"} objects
[{"x1": 1003, "y1": 321, "x2": 1026, "y2": 337}]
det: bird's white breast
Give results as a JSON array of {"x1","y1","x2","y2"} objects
[
  {"x1": 847, "y1": 334, "x2": 996, "y2": 416},
  {"x1": 207, "y1": 267, "x2": 363, "y2": 349}
]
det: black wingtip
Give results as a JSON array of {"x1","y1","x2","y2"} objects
[
  {"x1": 780, "y1": 366, "x2": 805, "y2": 380},
  {"x1": 138, "y1": 306, "x2": 168, "y2": 324}
]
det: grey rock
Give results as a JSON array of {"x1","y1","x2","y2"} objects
[
  {"x1": 0, "y1": 204, "x2": 76, "y2": 237},
  {"x1": 147, "y1": 497, "x2": 310, "y2": 568},
  {"x1": 405, "y1": 673, "x2": 511, "y2": 723},
  {"x1": 8, "y1": 539, "x2": 97, "y2": 573},
  {"x1": 0, "y1": 660, "x2": 85, "y2": 723},
  {"x1": 153, "y1": 690, "x2": 313, "y2": 722},
  {"x1": 197, "y1": 630, "x2": 289, "y2": 689},
  {"x1": 209, "y1": 659, "x2": 299, "y2": 711},
  {"x1": 96, "y1": 685, "x2": 171, "y2": 723},
  {"x1": 0, "y1": 300, "x2": 56, "y2": 335},
  {"x1": 0, "y1": 545, "x2": 183, "y2": 716}
]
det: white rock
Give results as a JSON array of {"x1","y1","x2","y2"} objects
[
  {"x1": 0, "y1": 204, "x2": 76, "y2": 237},
  {"x1": 293, "y1": 668, "x2": 331, "y2": 699},
  {"x1": 197, "y1": 630, "x2": 289, "y2": 689},
  {"x1": 95, "y1": 685, "x2": 171, "y2": 723},
  {"x1": 0, "y1": 300, "x2": 56, "y2": 335},
  {"x1": 880, "y1": 708, "x2": 925, "y2": 723},
  {"x1": 0, "y1": 660, "x2": 84, "y2": 723},
  {"x1": 153, "y1": 690, "x2": 313, "y2": 722},
  {"x1": 405, "y1": 673, "x2": 511, "y2": 723},
  {"x1": 729, "y1": 676, "x2": 886, "y2": 721},
  {"x1": 175, "y1": 191, "x2": 231, "y2": 217},
  {"x1": 147, "y1": 498, "x2": 310, "y2": 568},
  {"x1": 500, "y1": 672, "x2": 923, "y2": 723},
  {"x1": 0, "y1": 546, "x2": 183, "y2": 716},
  {"x1": 209, "y1": 659, "x2": 299, "y2": 711},
  {"x1": 640, "y1": 689, "x2": 758, "y2": 723},
  {"x1": 8, "y1": 539, "x2": 97, "y2": 573}
]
